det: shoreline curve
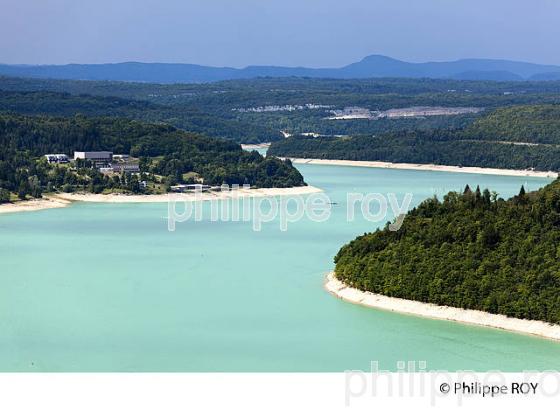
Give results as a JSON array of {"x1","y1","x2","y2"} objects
[
  {"x1": 0, "y1": 196, "x2": 71, "y2": 215},
  {"x1": 0, "y1": 185, "x2": 322, "y2": 214},
  {"x1": 287, "y1": 158, "x2": 558, "y2": 179},
  {"x1": 325, "y1": 272, "x2": 560, "y2": 341}
]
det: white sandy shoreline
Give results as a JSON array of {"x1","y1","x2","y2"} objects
[
  {"x1": 288, "y1": 158, "x2": 558, "y2": 178},
  {"x1": 0, "y1": 196, "x2": 71, "y2": 215},
  {"x1": 54, "y1": 185, "x2": 322, "y2": 203},
  {"x1": 0, "y1": 185, "x2": 322, "y2": 214},
  {"x1": 325, "y1": 272, "x2": 560, "y2": 341}
]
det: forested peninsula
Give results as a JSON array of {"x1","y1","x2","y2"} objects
[{"x1": 334, "y1": 182, "x2": 560, "y2": 324}]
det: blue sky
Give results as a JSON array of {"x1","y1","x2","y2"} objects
[{"x1": 1, "y1": 0, "x2": 559, "y2": 66}]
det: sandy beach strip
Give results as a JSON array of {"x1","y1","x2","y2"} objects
[
  {"x1": 287, "y1": 158, "x2": 558, "y2": 178},
  {"x1": 0, "y1": 196, "x2": 71, "y2": 215},
  {"x1": 325, "y1": 272, "x2": 560, "y2": 341},
  {"x1": 0, "y1": 186, "x2": 322, "y2": 214},
  {"x1": 53, "y1": 185, "x2": 322, "y2": 204}
]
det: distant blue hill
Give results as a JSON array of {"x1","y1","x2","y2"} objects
[{"x1": 1, "y1": 55, "x2": 559, "y2": 83}]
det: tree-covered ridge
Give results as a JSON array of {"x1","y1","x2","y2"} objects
[
  {"x1": 4, "y1": 76, "x2": 560, "y2": 144},
  {"x1": 0, "y1": 114, "x2": 305, "y2": 202},
  {"x1": 0, "y1": 88, "x2": 482, "y2": 142},
  {"x1": 4, "y1": 75, "x2": 560, "y2": 99},
  {"x1": 268, "y1": 104, "x2": 560, "y2": 171},
  {"x1": 467, "y1": 104, "x2": 560, "y2": 144},
  {"x1": 334, "y1": 182, "x2": 560, "y2": 324},
  {"x1": 0, "y1": 90, "x2": 281, "y2": 143},
  {"x1": 268, "y1": 132, "x2": 560, "y2": 172},
  {"x1": 3, "y1": 76, "x2": 560, "y2": 111}
]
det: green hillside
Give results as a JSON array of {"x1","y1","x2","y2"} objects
[
  {"x1": 0, "y1": 114, "x2": 304, "y2": 202},
  {"x1": 467, "y1": 104, "x2": 560, "y2": 144},
  {"x1": 334, "y1": 182, "x2": 560, "y2": 324},
  {"x1": 268, "y1": 104, "x2": 560, "y2": 171}
]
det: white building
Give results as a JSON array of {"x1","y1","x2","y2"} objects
[
  {"x1": 73, "y1": 151, "x2": 113, "y2": 161},
  {"x1": 44, "y1": 154, "x2": 69, "y2": 164},
  {"x1": 170, "y1": 184, "x2": 212, "y2": 193},
  {"x1": 74, "y1": 151, "x2": 113, "y2": 168},
  {"x1": 111, "y1": 163, "x2": 140, "y2": 173},
  {"x1": 99, "y1": 163, "x2": 140, "y2": 174}
]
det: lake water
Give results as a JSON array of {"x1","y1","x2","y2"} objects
[{"x1": 1, "y1": 163, "x2": 559, "y2": 371}]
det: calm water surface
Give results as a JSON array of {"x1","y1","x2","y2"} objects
[{"x1": 1, "y1": 164, "x2": 559, "y2": 371}]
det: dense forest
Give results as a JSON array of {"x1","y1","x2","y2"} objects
[
  {"x1": 0, "y1": 89, "x2": 482, "y2": 140},
  {"x1": 233, "y1": 109, "x2": 481, "y2": 137},
  {"x1": 4, "y1": 76, "x2": 560, "y2": 102},
  {"x1": 334, "y1": 181, "x2": 560, "y2": 324},
  {"x1": 466, "y1": 104, "x2": 560, "y2": 144},
  {"x1": 268, "y1": 105, "x2": 560, "y2": 172},
  {"x1": 0, "y1": 90, "x2": 281, "y2": 143},
  {"x1": 3, "y1": 76, "x2": 560, "y2": 143},
  {"x1": 0, "y1": 114, "x2": 304, "y2": 202}
]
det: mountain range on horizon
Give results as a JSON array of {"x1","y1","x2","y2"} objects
[{"x1": 1, "y1": 55, "x2": 560, "y2": 84}]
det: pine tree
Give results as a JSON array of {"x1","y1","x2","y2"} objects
[
  {"x1": 475, "y1": 185, "x2": 482, "y2": 201},
  {"x1": 483, "y1": 188, "x2": 491, "y2": 206}
]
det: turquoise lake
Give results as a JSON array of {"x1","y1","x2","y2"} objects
[{"x1": 1, "y1": 163, "x2": 559, "y2": 371}]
